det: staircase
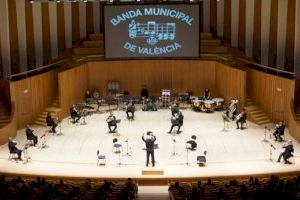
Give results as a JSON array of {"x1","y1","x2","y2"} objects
[
  {"x1": 137, "y1": 186, "x2": 169, "y2": 200},
  {"x1": 244, "y1": 96, "x2": 272, "y2": 125},
  {"x1": 34, "y1": 97, "x2": 61, "y2": 127},
  {"x1": 0, "y1": 102, "x2": 10, "y2": 128}
]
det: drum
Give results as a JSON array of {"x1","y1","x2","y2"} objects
[
  {"x1": 203, "y1": 100, "x2": 216, "y2": 112},
  {"x1": 192, "y1": 100, "x2": 204, "y2": 111},
  {"x1": 212, "y1": 98, "x2": 224, "y2": 110}
]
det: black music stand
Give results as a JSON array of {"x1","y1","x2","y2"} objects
[{"x1": 123, "y1": 139, "x2": 132, "y2": 156}]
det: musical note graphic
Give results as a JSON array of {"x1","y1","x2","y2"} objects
[{"x1": 129, "y1": 20, "x2": 176, "y2": 45}]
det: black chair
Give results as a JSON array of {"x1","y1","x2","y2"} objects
[{"x1": 97, "y1": 150, "x2": 106, "y2": 166}]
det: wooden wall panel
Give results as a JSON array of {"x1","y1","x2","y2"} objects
[
  {"x1": 42, "y1": 3, "x2": 51, "y2": 65},
  {"x1": 253, "y1": 0, "x2": 261, "y2": 59},
  {"x1": 238, "y1": 0, "x2": 246, "y2": 51},
  {"x1": 288, "y1": 99, "x2": 300, "y2": 141},
  {"x1": 215, "y1": 62, "x2": 246, "y2": 108},
  {"x1": 10, "y1": 71, "x2": 58, "y2": 128},
  {"x1": 285, "y1": 0, "x2": 296, "y2": 71},
  {"x1": 224, "y1": 0, "x2": 231, "y2": 40},
  {"x1": 246, "y1": 68, "x2": 295, "y2": 123},
  {"x1": 72, "y1": 3, "x2": 80, "y2": 42},
  {"x1": 210, "y1": 0, "x2": 217, "y2": 33},
  {"x1": 269, "y1": 0, "x2": 278, "y2": 67},
  {"x1": 57, "y1": 2, "x2": 65, "y2": 54},
  {"x1": 25, "y1": 0, "x2": 35, "y2": 68},
  {"x1": 58, "y1": 64, "x2": 88, "y2": 117},
  {"x1": 86, "y1": 2, "x2": 94, "y2": 34},
  {"x1": 8, "y1": 0, "x2": 19, "y2": 72},
  {"x1": 87, "y1": 60, "x2": 217, "y2": 98}
]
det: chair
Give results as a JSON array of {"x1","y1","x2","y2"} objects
[
  {"x1": 97, "y1": 150, "x2": 106, "y2": 166},
  {"x1": 197, "y1": 151, "x2": 207, "y2": 166},
  {"x1": 26, "y1": 139, "x2": 34, "y2": 146},
  {"x1": 8, "y1": 149, "x2": 18, "y2": 162},
  {"x1": 112, "y1": 138, "x2": 122, "y2": 165}
]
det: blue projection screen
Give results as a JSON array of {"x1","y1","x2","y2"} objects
[{"x1": 104, "y1": 4, "x2": 200, "y2": 59}]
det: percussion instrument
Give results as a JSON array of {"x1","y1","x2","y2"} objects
[
  {"x1": 92, "y1": 90, "x2": 100, "y2": 99},
  {"x1": 192, "y1": 99, "x2": 204, "y2": 111},
  {"x1": 115, "y1": 93, "x2": 124, "y2": 98},
  {"x1": 212, "y1": 98, "x2": 224, "y2": 110},
  {"x1": 203, "y1": 100, "x2": 216, "y2": 112}
]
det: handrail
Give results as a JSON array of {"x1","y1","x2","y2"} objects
[
  {"x1": 9, "y1": 58, "x2": 69, "y2": 80},
  {"x1": 236, "y1": 58, "x2": 295, "y2": 77}
]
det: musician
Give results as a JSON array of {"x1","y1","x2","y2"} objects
[
  {"x1": 142, "y1": 131, "x2": 156, "y2": 167},
  {"x1": 186, "y1": 135, "x2": 197, "y2": 151},
  {"x1": 226, "y1": 99, "x2": 238, "y2": 120},
  {"x1": 236, "y1": 109, "x2": 247, "y2": 130},
  {"x1": 170, "y1": 102, "x2": 179, "y2": 117},
  {"x1": 277, "y1": 140, "x2": 294, "y2": 164},
  {"x1": 126, "y1": 102, "x2": 135, "y2": 120},
  {"x1": 25, "y1": 125, "x2": 38, "y2": 146},
  {"x1": 106, "y1": 112, "x2": 117, "y2": 133},
  {"x1": 203, "y1": 88, "x2": 211, "y2": 100},
  {"x1": 8, "y1": 137, "x2": 22, "y2": 161},
  {"x1": 273, "y1": 121, "x2": 285, "y2": 142},
  {"x1": 46, "y1": 112, "x2": 57, "y2": 133},
  {"x1": 85, "y1": 90, "x2": 92, "y2": 103},
  {"x1": 142, "y1": 99, "x2": 157, "y2": 111},
  {"x1": 168, "y1": 111, "x2": 184, "y2": 134},
  {"x1": 70, "y1": 105, "x2": 81, "y2": 123},
  {"x1": 141, "y1": 85, "x2": 149, "y2": 99}
]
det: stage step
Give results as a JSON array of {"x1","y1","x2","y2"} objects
[
  {"x1": 0, "y1": 101, "x2": 10, "y2": 128},
  {"x1": 89, "y1": 33, "x2": 104, "y2": 41},
  {"x1": 83, "y1": 40, "x2": 104, "y2": 47},
  {"x1": 73, "y1": 47, "x2": 104, "y2": 55},
  {"x1": 244, "y1": 96, "x2": 272, "y2": 125},
  {"x1": 34, "y1": 97, "x2": 61, "y2": 127}
]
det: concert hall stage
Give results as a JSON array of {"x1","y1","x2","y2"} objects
[{"x1": 0, "y1": 108, "x2": 299, "y2": 182}]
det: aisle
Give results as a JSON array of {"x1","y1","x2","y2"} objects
[{"x1": 138, "y1": 186, "x2": 169, "y2": 200}]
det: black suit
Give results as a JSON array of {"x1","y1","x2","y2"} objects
[
  {"x1": 277, "y1": 144, "x2": 294, "y2": 163},
  {"x1": 107, "y1": 116, "x2": 117, "y2": 132},
  {"x1": 46, "y1": 115, "x2": 57, "y2": 133},
  {"x1": 8, "y1": 140, "x2": 22, "y2": 160},
  {"x1": 126, "y1": 104, "x2": 135, "y2": 120},
  {"x1": 142, "y1": 135, "x2": 156, "y2": 166},
  {"x1": 70, "y1": 107, "x2": 81, "y2": 123},
  {"x1": 169, "y1": 114, "x2": 184, "y2": 134},
  {"x1": 26, "y1": 128, "x2": 38, "y2": 146},
  {"x1": 236, "y1": 112, "x2": 247, "y2": 129}
]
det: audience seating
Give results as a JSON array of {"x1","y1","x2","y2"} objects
[{"x1": 169, "y1": 175, "x2": 300, "y2": 200}]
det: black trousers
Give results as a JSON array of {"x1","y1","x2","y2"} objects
[
  {"x1": 236, "y1": 119, "x2": 245, "y2": 129},
  {"x1": 108, "y1": 124, "x2": 117, "y2": 132},
  {"x1": 146, "y1": 150, "x2": 155, "y2": 166},
  {"x1": 51, "y1": 123, "x2": 57, "y2": 133},
  {"x1": 71, "y1": 115, "x2": 81, "y2": 123},
  {"x1": 126, "y1": 111, "x2": 134, "y2": 119},
  {"x1": 29, "y1": 135, "x2": 38, "y2": 146},
  {"x1": 11, "y1": 149, "x2": 22, "y2": 160},
  {"x1": 273, "y1": 132, "x2": 283, "y2": 141},
  {"x1": 169, "y1": 124, "x2": 181, "y2": 133}
]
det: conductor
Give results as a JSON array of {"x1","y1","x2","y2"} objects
[{"x1": 142, "y1": 132, "x2": 156, "y2": 167}]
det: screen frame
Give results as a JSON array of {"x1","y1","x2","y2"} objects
[{"x1": 103, "y1": 3, "x2": 201, "y2": 60}]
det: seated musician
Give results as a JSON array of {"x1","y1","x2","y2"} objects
[
  {"x1": 277, "y1": 140, "x2": 294, "y2": 164},
  {"x1": 70, "y1": 105, "x2": 81, "y2": 123},
  {"x1": 8, "y1": 137, "x2": 22, "y2": 161},
  {"x1": 273, "y1": 121, "x2": 285, "y2": 142},
  {"x1": 106, "y1": 112, "x2": 117, "y2": 133},
  {"x1": 170, "y1": 102, "x2": 179, "y2": 117},
  {"x1": 236, "y1": 109, "x2": 247, "y2": 130},
  {"x1": 203, "y1": 88, "x2": 211, "y2": 100},
  {"x1": 226, "y1": 99, "x2": 238, "y2": 120},
  {"x1": 168, "y1": 111, "x2": 184, "y2": 134},
  {"x1": 126, "y1": 101, "x2": 135, "y2": 120},
  {"x1": 141, "y1": 85, "x2": 149, "y2": 99},
  {"x1": 142, "y1": 99, "x2": 158, "y2": 111},
  {"x1": 46, "y1": 112, "x2": 58, "y2": 133},
  {"x1": 186, "y1": 135, "x2": 197, "y2": 151},
  {"x1": 25, "y1": 125, "x2": 38, "y2": 146},
  {"x1": 85, "y1": 90, "x2": 92, "y2": 103}
]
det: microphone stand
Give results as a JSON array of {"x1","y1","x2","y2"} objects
[
  {"x1": 262, "y1": 126, "x2": 269, "y2": 143},
  {"x1": 269, "y1": 143, "x2": 276, "y2": 161},
  {"x1": 170, "y1": 138, "x2": 179, "y2": 157},
  {"x1": 123, "y1": 139, "x2": 132, "y2": 156},
  {"x1": 186, "y1": 145, "x2": 190, "y2": 166}
]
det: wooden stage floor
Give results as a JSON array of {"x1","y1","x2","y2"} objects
[{"x1": 0, "y1": 108, "x2": 299, "y2": 181}]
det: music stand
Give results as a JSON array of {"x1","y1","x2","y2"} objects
[
  {"x1": 112, "y1": 138, "x2": 122, "y2": 166},
  {"x1": 56, "y1": 121, "x2": 63, "y2": 136},
  {"x1": 39, "y1": 134, "x2": 47, "y2": 149},
  {"x1": 185, "y1": 143, "x2": 191, "y2": 166}
]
